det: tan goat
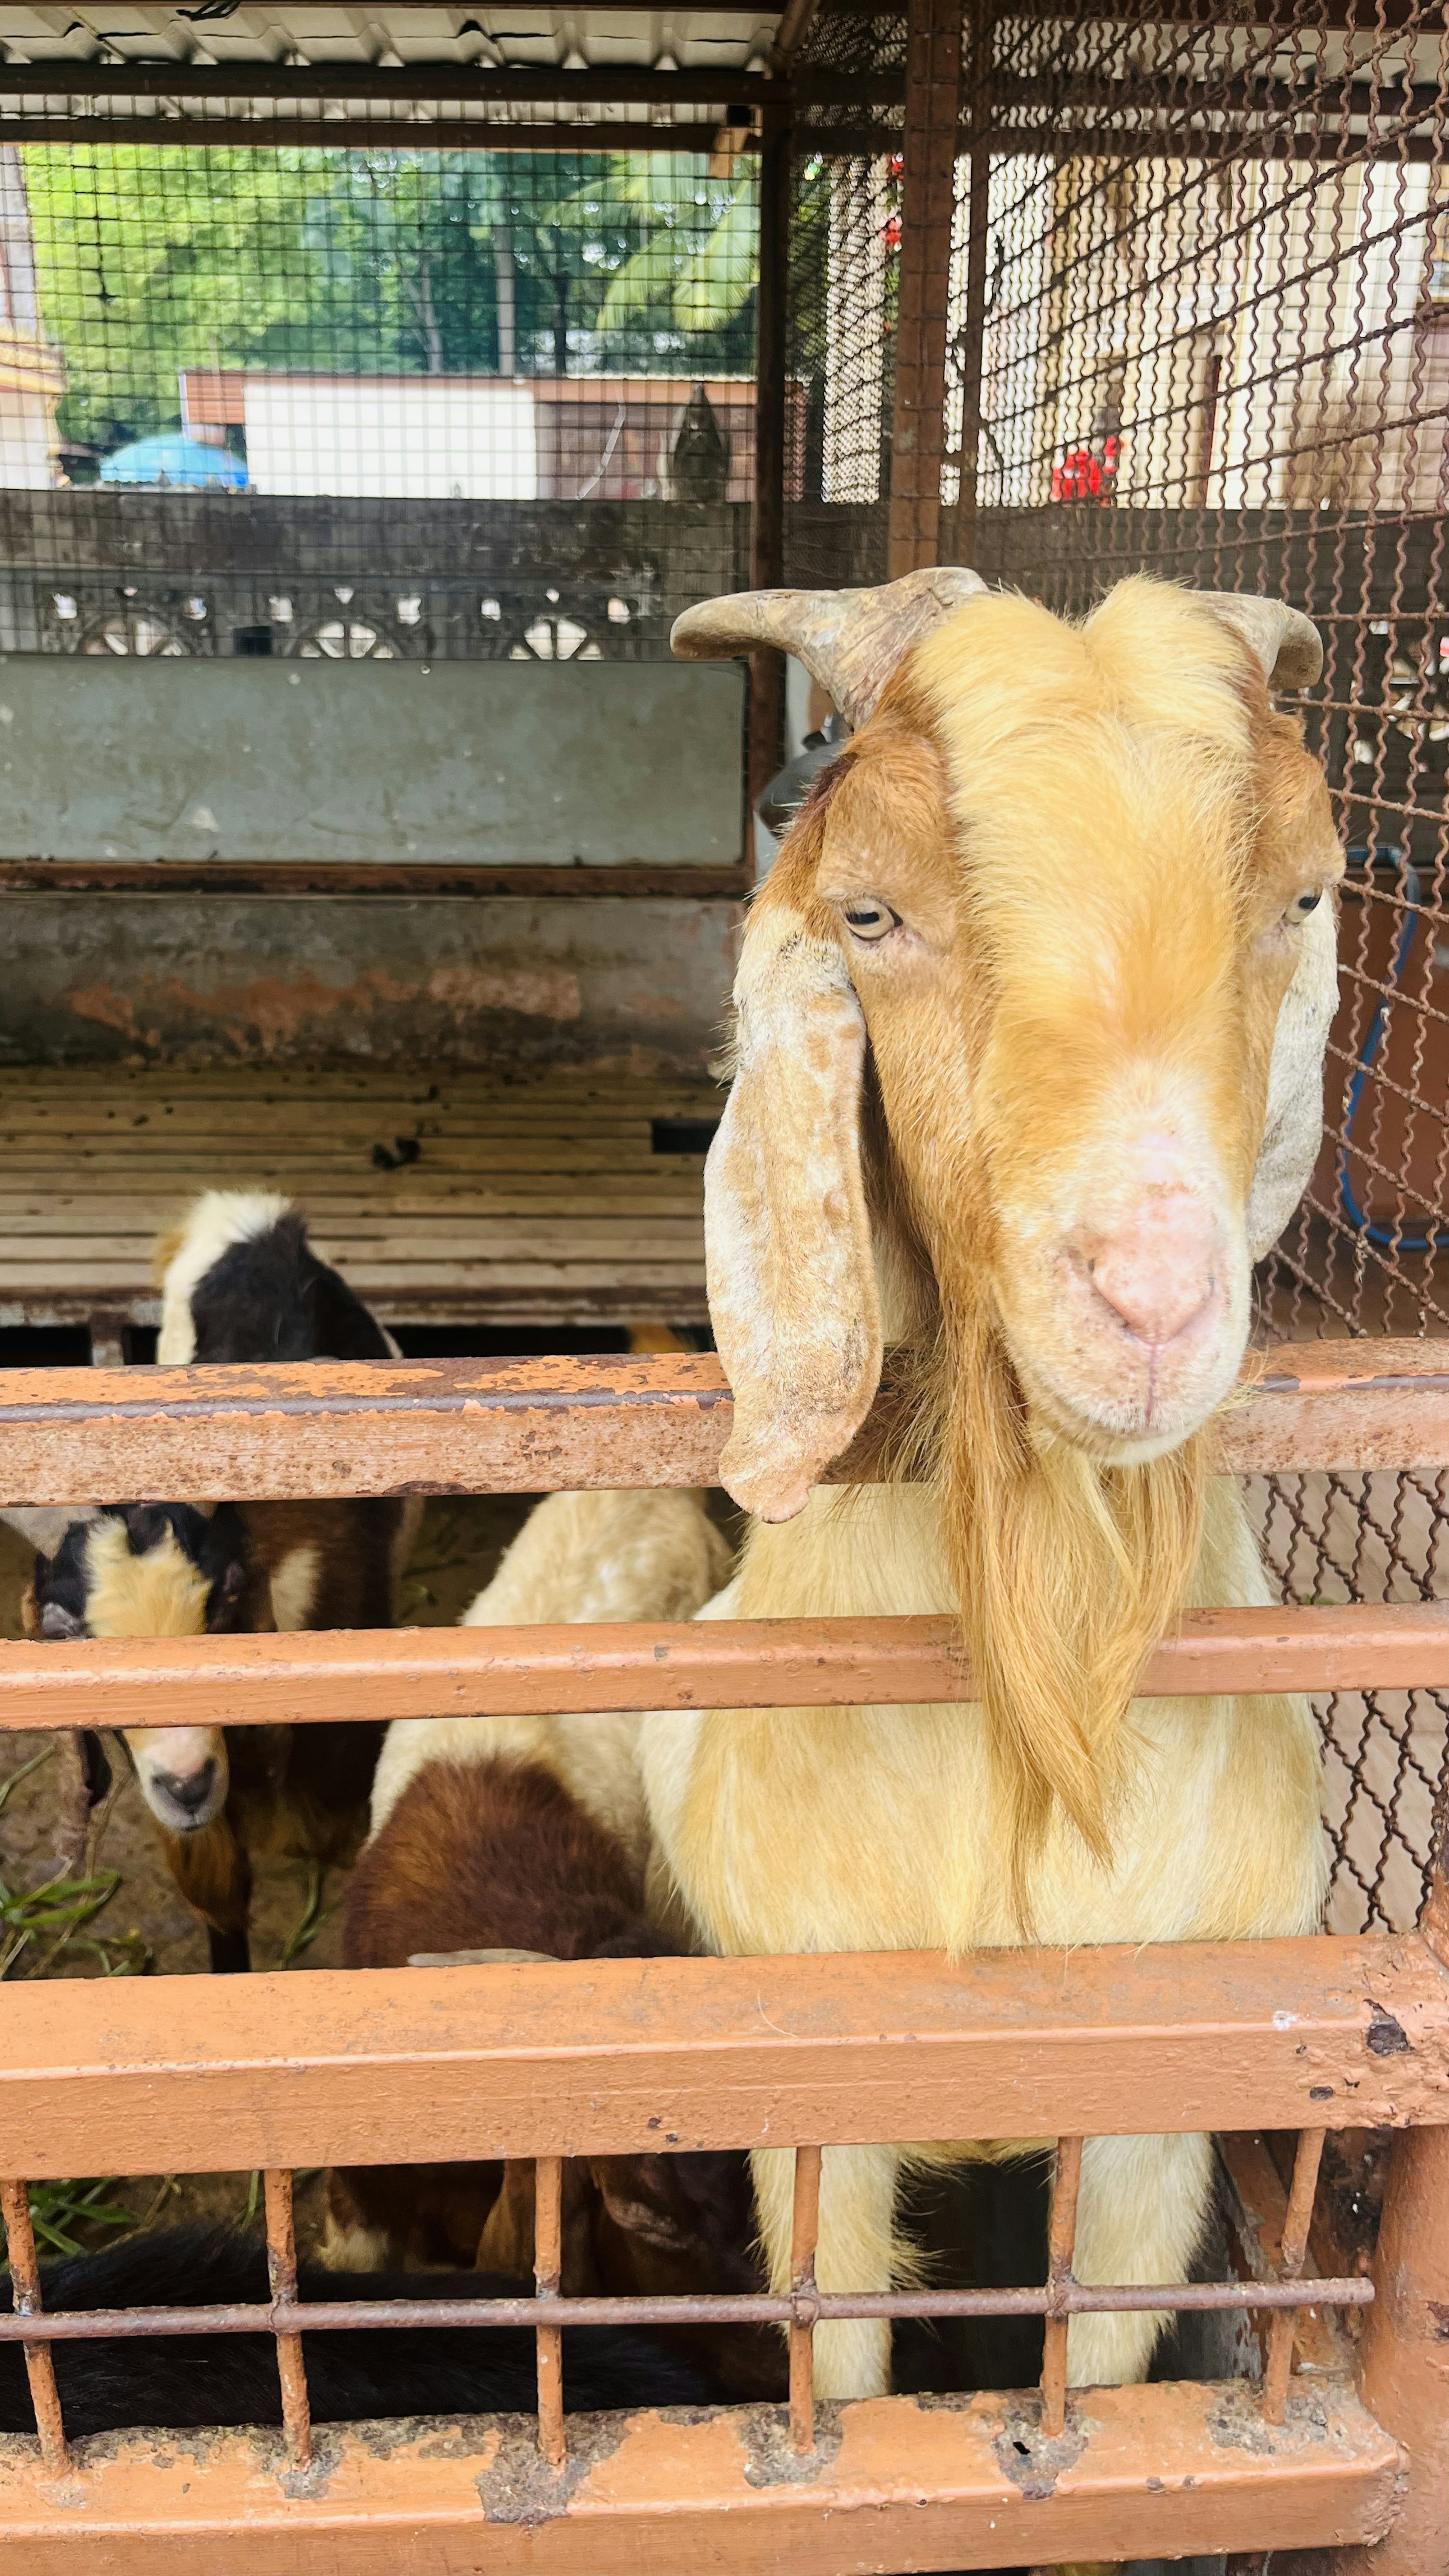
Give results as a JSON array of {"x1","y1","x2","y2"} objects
[{"x1": 641, "y1": 572, "x2": 1343, "y2": 2413}]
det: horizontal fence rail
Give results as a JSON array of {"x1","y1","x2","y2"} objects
[
  {"x1": 0, "y1": 1601, "x2": 1445, "y2": 1729},
  {"x1": 0, "y1": 1337, "x2": 1444, "y2": 1502},
  {"x1": 5, "y1": 1936, "x2": 1447, "y2": 2177},
  {"x1": 0, "y1": 2376, "x2": 1404, "y2": 2575}
]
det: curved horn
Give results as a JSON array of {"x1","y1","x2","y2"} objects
[
  {"x1": 1195, "y1": 593, "x2": 1323, "y2": 693},
  {"x1": 671, "y1": 564, "x2": 989, "y2": 729}
]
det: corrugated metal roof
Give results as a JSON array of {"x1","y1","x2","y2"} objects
[{"x1": 0, "y1": 4, "x2": 784, "y2": 75}]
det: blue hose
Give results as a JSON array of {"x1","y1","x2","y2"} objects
[{"x1": 1337, "y1": 846, "x2": 1449, "y2": 1252}]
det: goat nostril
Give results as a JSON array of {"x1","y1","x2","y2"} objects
[{"x1": 156, "y1": 1759, "x2": 217, "y2": 1817}]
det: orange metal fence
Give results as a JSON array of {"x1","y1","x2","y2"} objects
[{"x1": 0, "y1": 1348, "x2": 1446, "y2": 2573}]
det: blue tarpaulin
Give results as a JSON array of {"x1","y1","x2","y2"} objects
[{"x1": 98, "y1": 434, "x2": 248, "y2": 489}]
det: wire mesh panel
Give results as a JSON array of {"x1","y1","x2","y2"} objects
[{"x1": 0, "y1": 129, "x2": 761, "y2": 657}]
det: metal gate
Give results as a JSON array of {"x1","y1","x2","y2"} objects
[{"x1": 1, "y1": 1341, "x2": 1446, "y2": 2571}]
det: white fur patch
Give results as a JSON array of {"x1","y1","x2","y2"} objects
[
  {"x1": 0, "y1": 1505, "x2": 100, "y2": 1555},
  {"x1": 1246, "y1": 898, "x2": 1339, "y2": 1262},
  {"x1": 157, "y1": 1190, "x2": 293, "y2": 1364},
  {"x1": 268, "y1": 1543, "x2": 320, "y2": 1632}
]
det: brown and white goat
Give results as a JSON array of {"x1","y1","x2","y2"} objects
[
  {"x1": 640, "y1": 572, "x2": 1342, "y2": 2407},
  {"x1": 13, "y1": 1193, "x2": 419, "y2": 1969},
  {"x1": 325, "y1": 1488, "x2": 776, "y2": 2392}
]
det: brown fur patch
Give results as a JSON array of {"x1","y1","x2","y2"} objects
[{"x1": 344, "y1": 1756, "x2": 651, "y2": 1971}]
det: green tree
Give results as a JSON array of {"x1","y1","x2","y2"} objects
[{"x1": 21, "y1": 141, "x2": 758, "y2": 456}]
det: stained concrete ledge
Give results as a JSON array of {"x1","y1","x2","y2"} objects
[{"x1": 0, "y1": 894, "x2": 741, "y2": 1072}]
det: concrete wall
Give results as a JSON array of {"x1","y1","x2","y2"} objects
[{"x1": 0, "y1": 893, "x2": 740, "y2": 1072}]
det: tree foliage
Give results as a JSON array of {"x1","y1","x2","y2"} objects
[{"x1": 21, "y1": 143, "x2": 759, "y2": 455}]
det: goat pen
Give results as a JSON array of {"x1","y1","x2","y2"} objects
[{"x1": 0, "y1": 0, "x2": 1448, "y2": 2567}]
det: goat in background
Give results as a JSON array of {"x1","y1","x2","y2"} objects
[
  {"x1": 10, "y1": 1192, "x2": 420, "y2": 1969},
  {"x1": 642, "y1": 571, "x2": 1342, "y2": 2425}
]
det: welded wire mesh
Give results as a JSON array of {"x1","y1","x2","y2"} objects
[
  {"x1": 784, "y1": 7, "x2": 905, "y2": 588},
  {"x1": 0, "y1": 128, "x2": 759, "y2": 655}
]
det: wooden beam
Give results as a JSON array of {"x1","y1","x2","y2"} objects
[
  {"x1": 0, "y1": 63, "x2": 789, "y2": 101},
  {"x1": 0, "y1": 1339, "x2": 1445, "y2": 1505},
  {"x1": 0, "y1": 1601, "x2": 1444, "y2": 1736},
  {"x1": 0, "y1": 861, "x2": 752, "y2": 901},
  {"x1": 887, "y1": 0, "x2": 963, "y2": 577},
  {"x1": 0, "y1": 2376, "x2": 1403, "y2": 2574}
]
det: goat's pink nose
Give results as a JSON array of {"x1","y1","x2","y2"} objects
[{"x1": 1081, "y1": 1194, "x2": 1217, "y2": 1346}]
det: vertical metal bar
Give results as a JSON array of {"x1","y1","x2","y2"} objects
[
  {"x1": 788, "y1": 2142, "x2": 822, "y2": 2455},
  {"x1": 887, "y1": 0, "x2": 964, "y2": 578},
  {"x1": 534, "y1": 2153, "x2": 566, "y2": 2469},
  {"x1": 1261, "y1": 2127, "x2": 1326, "y2": 2426},
  {"x1": 953, "y1": 0, "x2": 994, "y2": 564},
  {"x1": 1335, "y1": 1852, "x2": 1449, "y2": 2576},
  {"x1": 261, "y1": 2167, "x2": 312, "y2": 2471},
  {"x1": 748, "y1": 104, "x2": 790, "y2": 812},
  {"x1": 0, "y1": 2178, "x2": 68, "y2": 2475},
  {"x1": 1038, "y1": 2134, "x2": 1083, "y2": 2439}
]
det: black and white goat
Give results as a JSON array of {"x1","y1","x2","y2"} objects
[
  {"x1": 0, "y1": 2225, "x2": 726, "y2": 2437},
  {"x1": 10, "y1": 1194, "x2": 419, "y2": 1971}
]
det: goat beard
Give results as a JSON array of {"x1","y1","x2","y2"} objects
[{"x1": 924, "y1": 1293, "x2": 1210, "y2": 1925}]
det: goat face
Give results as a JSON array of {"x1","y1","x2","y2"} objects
[
  {"x1": 676, "y1": 572, "x2": 1341, "y2": 1859},
  {"x1": 680, "y1": 573, "x2": 1339, "y2": 1508},
  {"x1": 29, "y1": 1505, "x2": 251, "y2": 1834}
]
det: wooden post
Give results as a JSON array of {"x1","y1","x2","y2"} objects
[
  {"x1": 887, "y1": 0, "x2": 964, "y2": 577},
  {"x1": 1331, "y1": 1861, "x2": 1449, "y2": 2576},
  {"x1": 749, "y1": 105, "x2": 790, "y2": 810}
]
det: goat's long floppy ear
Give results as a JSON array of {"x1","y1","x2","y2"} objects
[
  {"x1": 707, "y1": 866, "x2": 881, "y2": 1523},
  {"x1": 672, "y1": 564, "x2": 987, "y2": 729},
  {"x1": 1194, "y1": 594, "x2": 1324, "y2": 693}
]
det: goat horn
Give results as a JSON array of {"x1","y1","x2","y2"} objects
[
  {"x1": 1194, "y1": 592, "x2": 1324, "y2": 692},
  {"x1": 671, "y1": 564, "x2": 989, "y2": 729}
]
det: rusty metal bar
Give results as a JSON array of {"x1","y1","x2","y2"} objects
[
  {"x1": 0, "y1": 2180, "x2": 66, "y2": 2474},
  {"x1": 953, "y1": 0, "x2": 994, "y2": 558},
  {"x1": 534, "y1": 2155, "x2": 566, "y2": 2469},
  {"x1": 1261, "y1": 2128, "x2": 1327, "y2": 2427},
  {"x1": 8, "y1": 1937, "x2": 1447, "y2": 2181},
  {"x1": 261, "y1": 2169, "x2": 312, "y2": 2472},
  {"x1": 0, "y1": 1338, "x2": 1441, "y2": 1506},
  {"x1": 0, "y1": 2275, "x2": 1378, "y2": 2344},
  {"x1": 748, "y1": 105, "x2": 790, "y2": 812},
  {"x1": 788, "y1": 2144, "x2": 822, "y2": 2454},
  {"x1": 887, "y1": 0, "x2": 963, "y2": 576},
  {"x1": 0, "y1": 115, "x2": 735, "y2": 151},
  {"x1": 1337, "y1": 1863, "x2": 1449, "y2": 2576},
  {"x1": 2, "y1": 1600, "x2": 1445, "y2": 1736},
  {"x1": 1040, "y1": 2133, "x2": 1083, "y2": 2437}
]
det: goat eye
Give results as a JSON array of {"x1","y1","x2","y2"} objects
[
  {"x1": 1287, "y1": 889, "x2": 1323, "y2": 921},
  {"x1": 841, "y1": 899, "x2": 899, "y2": 942}
]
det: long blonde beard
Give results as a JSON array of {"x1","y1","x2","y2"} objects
[{"x1": 930, "y1": 1298, "x2": 1210, "y2": 1924}]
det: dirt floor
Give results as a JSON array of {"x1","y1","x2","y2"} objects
[{"x1": 0, "y1": 1493, "x2": 533, "y2": 2256}]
